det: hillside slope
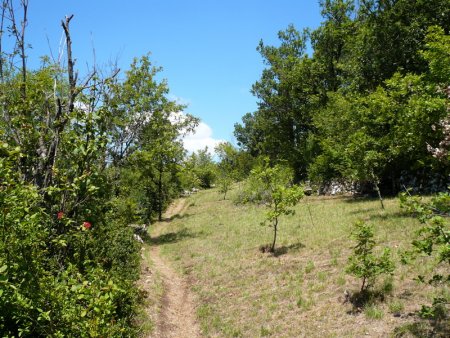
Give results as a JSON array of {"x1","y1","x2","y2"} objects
[{"x1": 145, "y1": 188, "x2": 448, "y2": 337}]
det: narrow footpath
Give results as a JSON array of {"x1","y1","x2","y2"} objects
[{"x1": 143, "y1": 199, "x2": 201, "y2": 338}]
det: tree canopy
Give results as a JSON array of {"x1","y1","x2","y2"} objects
[{"x1": 234, "y1": 0, "x2": 450, "y2": 193}]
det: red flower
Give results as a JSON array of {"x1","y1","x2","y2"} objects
[
  {"x1": 57, "y1": 211, "x2": 64, "y2": 220},
  {"x1": 83, "y1": 221, "x2": 92, "y2": 229}
]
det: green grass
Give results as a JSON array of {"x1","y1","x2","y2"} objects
[
  {"x1": 388, "y1": 300, "x2": 404, "y2": 314},
  {"x1": 150, "y1": 187, "x2": 444, "y2": 337},
  {"x1": 364, "y1": 304, "x2": 384, "y2": 319}
]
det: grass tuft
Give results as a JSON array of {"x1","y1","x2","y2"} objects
[
  {"x1": 305, "y1": 260, "x2": 315, "y2": 273},
  {"x1": 364, "y1": 304, "x2": 384, "y2": 319},
  {"x1": 388, "y1": 300, "x2": 404, "y2": 314}
]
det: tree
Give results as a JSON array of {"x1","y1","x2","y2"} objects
[
  {"x1": 249, "y1": 159, "x2": 304, "y2": 252},
  {"x1": 311, "y1": 0, "x2": 355, "y2": 94},
  {"x1": 105, "y1": 54, "x2": 168, "y2": 166},
  {"x1": 236, "y1": 0, "x2": 450, "y2": 193},
  {"x1": 423, "y1": 26, "x2": 450, "y2": 164},
  {"x1": 137, "y1": 110, "x2": 196, "y2": 221},
  {"x1": 215, "y1": 142, "x2": 238, "y2": 199},
  {"x1": 235, "y1": 25, "x2": 319, "y2": 181},
  {"x1": 106, "y1": 55, "x2": 198, "y2": 222},
  {"x1": 184, "y1": 147, "x2": 217, "y2": 189},
  {"x1": 312, "y1": 27, "x2": 450, "y2": 196}
]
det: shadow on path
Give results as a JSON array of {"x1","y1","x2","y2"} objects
[
  {"x1": 146, "y1": 228, "x2": 196, "y2": 246},
  {"x1": 160, "y1": 213, "x2": 192, "y2": 223}
]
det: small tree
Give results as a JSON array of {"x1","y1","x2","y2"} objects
[
  {"x1": 250, "y1": 160, "x2": 304, "y2": 252},
  {"x1": 346, "y1": 221, "x2": 395, "y2": 292},
  {"x1": 217, "y1": 174, "x2": 233, "y2": 200},
  {"x1": 215, "y1": 142, "x2": 239, "y2": 200}
]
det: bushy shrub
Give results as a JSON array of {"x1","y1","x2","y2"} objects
[
  {"x1": 400, "y1": 191, "x2": 449, "y2": 321},
  {"x1": 346, "y1": 221, "x2": 395, "y2": 292},
  {"x1": 0, "y1": 144, "x2": 140, "y2": 337}
]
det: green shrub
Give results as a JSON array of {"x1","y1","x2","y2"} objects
[
  {"x1": 0, "y1": 145, "x2": 140, "y2": 337},
  {"x1": 346, "y1": 221, "x2": 395, "y2": 292},
  {"x1": 400, "y1": 191, "x2": 449, "y2": 322}
]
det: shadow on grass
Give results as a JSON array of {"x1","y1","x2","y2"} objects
[
  {"x1": 160, "y1": 213, "x2": 192, "y2": 222},
  {"x1": 145, "y1": 228, "x2": 196, "y2": 246},
  {"x1": 259, "y1": 242, "x2": 306, "y2": 257},
  {"x1": 343, "y1": 196, "x2": 381, "y2": 204},
  {"x1": 346, "y1": 289, "x2": 386, "y2": 314},
  {"x1": 368, "y1": 211, "x2": 412, "y2": 221}
]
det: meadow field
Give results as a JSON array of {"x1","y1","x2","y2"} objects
[{"x1": 143, "y1": 187, "x2": 448, "y2": 337}]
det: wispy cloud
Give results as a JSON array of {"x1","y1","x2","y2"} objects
[{"x1": 168, "y1": 94, "x2": 191, "y2": 106}]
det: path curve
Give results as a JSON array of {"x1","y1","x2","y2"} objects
[{"x1": 147, "y1": 199, "x2": 200, "y2": 338}]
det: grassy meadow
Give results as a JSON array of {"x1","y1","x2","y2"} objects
[{"x1": 148, "y1": 187, "x2": 448, "y2": 337}]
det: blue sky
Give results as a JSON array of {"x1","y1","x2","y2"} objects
[{"x1": 25, "y1": 0, "x2": 322, "y2": 152}]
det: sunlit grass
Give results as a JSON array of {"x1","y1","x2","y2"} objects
[{"x1": 149, "y1": 186, "x2": 441, "y2": 337}]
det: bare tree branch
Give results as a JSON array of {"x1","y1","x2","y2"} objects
[{"x1": 61, "y1": 14, "x2": 76, "y2": 113}]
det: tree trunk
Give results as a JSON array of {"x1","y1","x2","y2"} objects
[
  {"x1": 373, "y1": 181, "x2": 385, "y2": 209},
  {"x1": 361, "y1": 276, "x2": 366, "y2": 293},
  {"x1": 270, "y1": 218, "x2": 278, "y2": 253},
  {"x1": 370, "y1": 172, "x2": 385, "y2": 210}
]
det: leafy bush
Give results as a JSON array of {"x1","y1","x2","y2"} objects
[
  {"x1": 400, "y1": 192, "x2": 449, "y2": 321},
  {"x1": 0, "y1": 144, "x2": 140, "y2": 337},
  {"x1": 400, "y1": 190, "x2": 450, "y2": 221},
  {"x1": 346, "y1": 221, "x2": 395, "y2": 292}
]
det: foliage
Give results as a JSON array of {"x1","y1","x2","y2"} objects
[
  {"x1": 0, "y1": 143, "x2": 139, "y2": 336},
  {"x1": 400, "y1": 192, "x2": 449, "y2": 320},
  {"x1": 399, "y1": 190, "x2": 450, "y2": 221},
  {"x1": 106, "y1": 55, "x2": 198, "y2": 222},
  {"x1": 346, "y1": 220, "x2": 394, "y2": 292},
  {"x1": 215, "y1": 142, "x2": 238, "y2": 199},
  {"x1": 177, "y1": 166, "x2": 202, "y2": 191},
  {"x1": 234, "y1": 25, "x2": 319, "y2": 181},
  {"x1": 245, "y1": 159, "x2": 304, "y2": 252},
  {"x1": 235, "y1": 0, "x2": 450, "y2": 193},
  {"x1": 0, "y1": 5, "x2": 189, "y2": 335},
  {"x1": 182, "y1": 148, "x2": 217, "y2": 189},
  {"x1": 216, "y1": 175, "x2": 233, "y2": 200}
]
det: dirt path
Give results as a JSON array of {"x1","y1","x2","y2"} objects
[
  {"x1": 145, "y1": 198, "x2": 201, "y2": 338},
  {"x1": 163, "y1": 198, "x2": 188, "y2": 221}
]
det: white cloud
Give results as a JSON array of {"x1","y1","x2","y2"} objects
[{"x1": 182, "y1": 121, "x2": 225, "y2": 154}]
